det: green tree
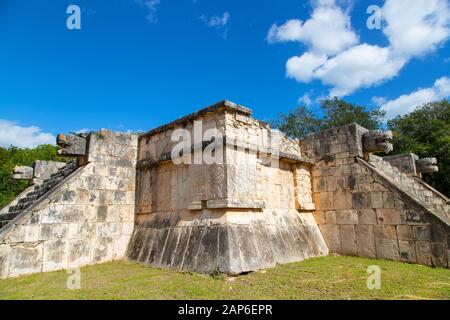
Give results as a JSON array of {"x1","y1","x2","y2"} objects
[
  {"x1": 272, "y1": 97, "x2": 385, "y2": 139},
  {"x1": 0, "y1": 144, "x2": 68, "y2": 208},
  {"x1": 270, "y1": 106, "x2": 321, "y2": 140},
  {"x1": 387, "y1": 100, "x2": 450, "y2": 196},
  {"x1": 321, "y1": 97, "x2": 386, "y2": 130}
]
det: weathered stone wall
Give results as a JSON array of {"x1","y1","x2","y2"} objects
[
  {"x1": 0, "y1": 130, "x2": 138, "y2": 278},
  {"x1": 128, "y1": 101, "x2": 328, "y2": 274},
  {"x1": 300, "y1": 124, "x2": 449, "y2": 268}
]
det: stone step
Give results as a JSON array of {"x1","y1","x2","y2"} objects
[
  {"x1": 0, "y1": 220, "x2": 10, "y2": 229},
  {"x1": 0, "y1": 212, "x2": 17, "y2": 221},
  {"x1": 1, "y1": 160, "x2": 79, "y2": 231},
  {"x1": 372, "y1": 158, "x2": 449, "y2": 217}
]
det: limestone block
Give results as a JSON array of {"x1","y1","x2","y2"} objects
[
  {"x1": 9, "y1": 244, "x2": 43, "y2": 277},
  {"x1": 382, "y1": 192, "x2": 395, "y2": 208},
  {"x1": 68, "y1": 223, "x2": 79, "y2": 239},
  {"x1": 113, "y1": 235, "x2": 131, "y2": 259},
  {"x1": 119, "y1": 205, "x2": 134, "y2": 222},
  {"x1": 413, "y1": 226, "x2": 431, "y2": 241},
  {"x1": 340, "y1": 225, "x2": 357, "y2": 256},
  {"x1": 40, "y1": 206, "x2": 61, "y2": 224},
  {"x1": 313, "y1": 192, "x2": 334, "y2": 210},
  {"x1": 91, "y1": 237, "x2": 113, "y2": 263},
  {"x1": 313, "y1": 177, "x2": 326, "y2": 192},
  {"x1": 357, "y1": 209, "x2": 377, "y2": 224},
  {"x1": 333, "y1": 191, "x2": 352, "y2": 210},
  {"x1": 312, "y1": 211, "x2": 325, "y2": 225},
  {"x1": 325, "y1": 211, "x2": 337, "y2": 224},
  {"x1": 125, "y1": 228, "x2": 144, "y2": 261},
  {"x1": 58, "y1": 205, "x2": 84, "y2": 223},
  {"x1": 336, "y1": 210, "x2": 358, "y2": 224},
  {"x1": 355, "y1": 225, "x2": 376, "y2": 258},
  {"x1": 430, "y1": 243, "x2": 448, "y2": 267},
  {"x1": 136, "y1": 228, "x2": 156, "y2": 263},
  {"x1": 87, "y1": 190, "x2": 99, "y2": 205},
  {"x1": 194, "y1": 227, "x2": 222, "y2": 273},
  {"x1": 398, "y1": 240, "x2": 417, "y2": 263},
  {"x1": 39, "y1": 224, "x2": 69, "y2": 241},
  {"x1": 59, "y1": 190, "x2": 76, "y2": 204},
  {"x1": 0, "y1": 245, "x2": 11, "y2": 279},
  {"x1": 375, "y1": 239, "x2": 400, "y2": 261},
  {"x1": 121, "y1": 222, "x2": 135, "y2": 235},
  {"x1": 69, "y1": 239, "x2": 91, "y2": 266},
  {"x1": 78, "y1": 222, "x2": 96, "y2": 238},
  {"x1": 96, "y1": 223, "x2": 112, "y2": 238},
  {"x1": 396, "y1": 225, "x2": 414, "y2": 240},
  {"x1": 352, "y1": 192, "x2": 371, "y2": 209},
  {"x1": 42, "y1": 239, "x2": 69, "y2": 272},
  {"x1": 376, "y1": 208, "x2": 403, "y2": 225},
  {"x1": 96, "y1": 206, "x2": 108, "y2": 222},
  {"x1": 371, "y1": 192, "x2": 384, "y2": 209},
  {"x1": 374, "y1": 225, "x2": 399, "y2": 260},
  {"x1": 24, "y1": 225, "x2": 40, "y2": 242},
  {"x1": 324, "y1": 176, "x2": 335, "y2": 192},
  {"x1": 8, "y1": 226, "x2": 26, "y2": 243},
  {"x1": 105, "y1": 206, "x2": 120, "y2": 223},
  {"x1": 148, "y1": 228, "x2": 170, "y2": 267},
  {"x1": 74, "y1": 189, "x2": 89, "y2": 205},
  {"x1": 319, "y1": 224, "x2": 341, "y2": 253},
  {"x1": 125, "y1": 191, "x2": 135, "y2": 205},
  {"x1": 415, "y1": 241, "x2": 432, "y2": 266}
]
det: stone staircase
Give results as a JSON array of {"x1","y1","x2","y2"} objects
[
  {"x1": 0, "y1": 160, "x2": 78, "y2": 230},
  {"x1": 367, "y1": 154, "x2": 450, "y2": 221}
]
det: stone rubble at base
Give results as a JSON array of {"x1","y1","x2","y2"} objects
[{"x1": 0, "y1": 100, "x2": 448, "y2": 279}]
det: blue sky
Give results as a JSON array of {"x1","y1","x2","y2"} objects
[{"x1": 0, "y1": 0, "x2": 449, "y2": 147}]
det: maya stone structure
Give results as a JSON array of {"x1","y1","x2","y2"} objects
[{"x1": 0, "y1": 100, "x2": 449, "y2": 279}]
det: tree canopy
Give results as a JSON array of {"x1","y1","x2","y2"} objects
[
  {"x1": 271, "y1": 97, "x2": 385, "y2": 140},
  {"x1": 387, "y1": 100, "x2": 450, "y2": 196}
]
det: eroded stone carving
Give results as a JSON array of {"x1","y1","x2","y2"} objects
[
  {"x1": 362, "y1": 130, "x2": 393, "y2": 154},
  {"x1": 57, "y1": 133, "x2": 87, "y2": 156},
  {"x1": 416, "y1": 157, "x2": 439, "y2": 174},
  {"x1": 12, "y1": 166, "x2": 33, "y2": 180}
]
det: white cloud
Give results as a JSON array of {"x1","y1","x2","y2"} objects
[
  {"x1": 135, "y1": 0, "x2": 160, "y2": 23},
  {"x1": 298, "y1": 93, "x2": 313, "y2": 106},
  {"x1": 286, "y1": 52, "x2": 327, "y2": 82},
  {"x1": 381, "y1": 76, "x2": 450, "y2": 119},
  {"x1": 267, "y1": 3, "x2": 358, "y2": 55},
  {"x1": 0, "y1": 119, "x2": 55, "y2": 148},
  {"x1": 268, "y1": 0, "x2": 450, "y2": 97},
  {"x1": 200, "y1": 12, "x2": 230, "y2": 38},
  {"x1": 201, "y1": 11, "x2": 230, "y2": 28},
  {"x1": 371, "y1": 96, "x2": 387, "y2": 106},
  {"x1": 382, "y1": 0, "x2": 450, "y2": 58},
  {"x1": 314, "y1": 45, "x2": 406, "y2": 96}
]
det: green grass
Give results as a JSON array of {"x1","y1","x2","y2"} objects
[{"x1": 0, "y1": 256, "x2": 449, "y2": 300}]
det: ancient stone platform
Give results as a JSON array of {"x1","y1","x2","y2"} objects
[{"x1": 0, "y1": 100, "x2": 448, "y2": 279}]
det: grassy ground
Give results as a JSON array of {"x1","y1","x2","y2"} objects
[{"x1": 0, "y1": 255, "x2": 449, "y2": 300}]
